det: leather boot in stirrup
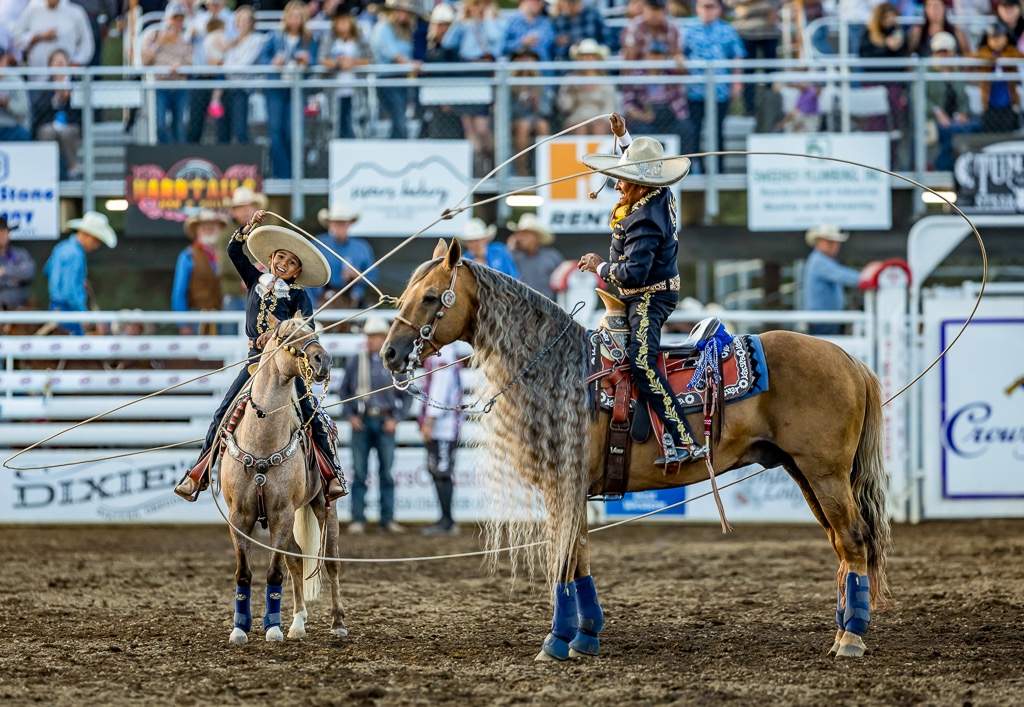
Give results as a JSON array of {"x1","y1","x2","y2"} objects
[{"x1": 175, "y1": 448, "x2": 214, "y2": 502}]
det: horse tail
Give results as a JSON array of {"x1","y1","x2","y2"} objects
[
  {"x1": 293, "y1": 504, "x2": 323, "y2": 602},
  {"x1": 850, "y1": 357, "x2": 892, "y2": 609}
]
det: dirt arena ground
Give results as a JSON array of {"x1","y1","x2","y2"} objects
[{"x1": 1, "y1": 520, "x2": 1022, "y2": 706}]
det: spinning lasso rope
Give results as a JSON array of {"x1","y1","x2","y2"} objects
[{"x1": 3, "y1": 114, "x2": 987, "y2": 565}]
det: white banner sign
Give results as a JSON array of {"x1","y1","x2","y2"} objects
[
  {"x1": 536, "y1": 135, "x2": 680, "y2": 234},
  {"x1": 0, "y1": 142, "x2": 60, "y2": 239},
  {"x1": 328, "y1": 139, "x2": 471, "y2": 237},
  {"x1": 746, "y1": 133, "x2": 891, "y2": 231},
  {"x1": 922, "y1": 297, "x2": 1024, "y2": 518}
]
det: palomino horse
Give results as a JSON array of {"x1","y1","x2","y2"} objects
[
  {"x1": 220, "y1": 314, "x2": 347, "y2": 644},
  {"x1": 382, "y1": 240, "x2": 891, "y2": 661}
]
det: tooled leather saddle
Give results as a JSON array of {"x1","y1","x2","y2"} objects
[{"x1": 586, "y1": 291, "x2": 770, "y2": 499}]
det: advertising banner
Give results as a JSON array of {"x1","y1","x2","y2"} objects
[
  {"x1": 125, "y1": 146, "x2": 263, "y2": 236},
  {"x1": 953, "y1": 138, "x2": 1024, "y2": 214},
  {"x1": 328, "y1": 139, "x2": 471, "y2": 237},
  {"x1": 536, "y1": 135, "x2": 680, "y2": 234},
  {"x1": 746, "y1": 133, "x2": 891, "y2": 231},
  {"x1": 0, "y1": 142, "x2": 60, "y2": 239}
]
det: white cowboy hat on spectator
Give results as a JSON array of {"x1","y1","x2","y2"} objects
[
  {"x1": 184, "y1": 210, "x2": 230, "y2": 239},
  {"x1": 318, "y1": 204, "x2": 361, "y2": 228},
  {"x1": 459, "y1": 218, "x2": 497, "y2": 242},
  {"x1": 67, "y1": 211, "x2": 117, "y2": 248},
  {"x1": 930, "y1": 31, "x2": 957, "y2": 53},
  {"x1": 247, "y1": 225, "x2": 331, "y2": 288},
  {"x1": 505, "y1": 212, "x2": 555, "y2": 246},
  {"x1": 362, "y1": 316, "x2": 391, "y2": 335},
  {"x1": 582, "y1": 136, "x2": 690, "y2": 187},
  {"x1": 383, "y1": 0, "x2": 427, "y2": 17},
  {"x1": 430, "y1": 2, "x2": 456, "y2": 23},
  {"x1": 804, "y1": 223, "x2": 849, "y2": 248},
  {"x1": 570, "y1": 38, "x2": 610, "y2": 61},
  {"x1": 226, "y1": 186, "x2": 268, "y2": 209}
]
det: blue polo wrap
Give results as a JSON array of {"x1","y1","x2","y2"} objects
[
  {"x1": 263, "y1": 584, "x2": 283, "y2": 631},
  {"x1": 233, "y1": 586, "x2": 252, "y2": 633},
  {"x1": 842, "y1": 573, "x2": 871, "y2": 636}
]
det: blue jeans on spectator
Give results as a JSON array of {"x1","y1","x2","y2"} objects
[
  {"x1": 156, "y1": 88, "x2": 187, "y2": 144},
  {"x1": 264, "y1": 89, "x2": 292, "y2": 178},
  {"x1": 350, "y1": 416, "x2": 397, "y2": 527},
  {"x1": 223, "y1": 89, "x2": 250, "y2": 143},
  {"x1": 935, "y1": 119, "x2": 981, "y2": 171},
  {"x1": 49, "y1": 303, "x2": 84, "y2": 336},
  {"x1": 337, "y1": 95, "x2": 354, "y2": 139},
  {"x1": 688, "y1": 99, "x2": 729, "y2": 173},
  {"x1": 0, "y1": 125, "x2": 31, "y2": 141},
  {"x1": 742, "y1": 37, "x2": 778, "y2": 116},
  {"x1": 379, "y1": 86, "x2": 408, "y2": 139}
]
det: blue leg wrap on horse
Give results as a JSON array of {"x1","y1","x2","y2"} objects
[
  {"x1": 263, "y1": 584, "x2": 283, "y2": 631},
  {"x1": 836, "y1": 587, "x2": 844, "y2": 630},
  {"x1": 234, "y1": 586, "x2": 252, "y2": 633},
  {"x1": 542, "y1": 582, "x2": 578, "y2": 660},
  {"x1": 842, "y1": 573, "x2": 871, "y2": 636},
  {"x1": 569, "y1": 576, "x2": 605, "y2": 656}
]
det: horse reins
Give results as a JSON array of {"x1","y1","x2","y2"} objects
[{"x1": 391, "y1": 262, "x2": 462, "y2": 384}]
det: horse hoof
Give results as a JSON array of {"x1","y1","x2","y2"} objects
[
  {"x1": 829, "y1": 642, "x2": 841, "y2": 655},
  {"x1": 835, "y1": 633, "x2": 866, "y2": 658},
  {"x1": 569, "y1": 648, "x2": 598, "y2": 659},
  {"x1": 288, "y1": 627, "x2": 306, "y2": 639},
  {"x1": 331, "y1": 627, "x2": 349, "y2": 638},
  {"x1": 829, "y1": 629, "x2": 845, "y2": 654},
  {"x1": 265, "y1": 626, "x2": 284, "y2": 642},
  {"x1": 228, "y1": 628, "x2": 248, "y2": 646},
  {"x1": 569, "y1": 632, "x2": 600, "y2": 657},
  {"x1": 537, "y1": 634, "x2": 570, "y2": 661},
  {"x1": 534, "y1": 649, "x2": 559, "y2": 662}
]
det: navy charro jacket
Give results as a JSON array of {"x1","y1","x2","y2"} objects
[
  {"x1": 598, "y1": 187, "x2": 679, "y2": 292},
  {"x1": 228, "y1": 237, "x2": 314, "y2": 341}
]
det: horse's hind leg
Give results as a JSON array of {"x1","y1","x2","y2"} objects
[
  {"x1": 802, "y1": 469, "x2": 872, "y2": 659},
  {"x1": 228, "y1": 510, "x2": 258, "y2": 646},
  {"x1": 264, "y1": 509, "x2": 301, "y2": 643},
  {"x1": 322, "y1": 504, "x2": 348, "y2": 637}
]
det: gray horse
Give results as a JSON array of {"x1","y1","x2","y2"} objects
[{"x1": 221, "y1": 314, "x2": 347, "y2": 644}]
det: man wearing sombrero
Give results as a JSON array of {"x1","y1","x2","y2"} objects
[
  {"x1": 577, "y1": 114, "x2": 701, "y2": 466},
  {"x1": 172, "y1": 210, "x2": 230, "y2": 335},
  {"x1": 43, "y1": 211, "x2": 117, "y2": 336},
  {"x1": 175, "y1": 210, "x2": 348, "y2": 502}
]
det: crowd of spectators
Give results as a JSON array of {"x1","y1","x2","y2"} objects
[{"x1": 1, "y1": 0, "x2": 1024, "y2": 178}]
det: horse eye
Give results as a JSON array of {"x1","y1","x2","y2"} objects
[{"x1": 422, "y1": 294, "x2": 439, "y2": 305}]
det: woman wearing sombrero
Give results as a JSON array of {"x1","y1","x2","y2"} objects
[
  {"x1": 577, "y1": 114, "x2": 702, "y2": 466},
  {"x1": 175, "y1": 210, "x2": 347, "y2": 502}
]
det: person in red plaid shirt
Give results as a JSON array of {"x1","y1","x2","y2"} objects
[{"x1": 620, "y1": 0, "x2": 681, "y2": 61}]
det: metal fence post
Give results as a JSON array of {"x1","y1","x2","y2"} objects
[
  {"x1": 290, "y1": 75, "x2": 304, "y2": 222},
  {"x1": 912, "y1": 66, "x2": 927, "y2": 217},
  {"x1": 493, "y1": 62, "x2": 512, "y2": 224},
  {"x1": 81, "y1": 72, "x2": 96, "y2": 213},
  {"x1": 704, "y1": 64, "x2": 719, "y2": 224}
]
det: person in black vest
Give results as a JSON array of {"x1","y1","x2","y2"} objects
[
  {"x1": 174, "y1": 210, "x2": 347, "y2": 502},
  {"x1": 577, "y1": 114, "x2": 700, "y2": 465}
]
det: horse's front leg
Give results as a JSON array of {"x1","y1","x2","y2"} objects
[
  {"x1": 228, "y1": 510, "x2": 257, "y2": 646},
  {"x1": 320, "y1": 503, "x2": 348, "y2": 637},
  {"x1": 264, "y1": 508, "x2": 299, "y2": 643}
]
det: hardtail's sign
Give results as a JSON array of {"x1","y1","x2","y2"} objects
[{"x1": 953, "y1": 139, "x2": 1024, "y2": 213}]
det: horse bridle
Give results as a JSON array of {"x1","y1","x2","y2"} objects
[
  {"x1": 269, "y1": 322, "x2": 330, "y2": 395},
  {"x1": 391, "y1": 262, "x2": 461, "y2": 386}
]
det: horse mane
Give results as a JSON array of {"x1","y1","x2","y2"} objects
[{"x1": 461, "y1": 259, "x2": 591, "y2": 590}]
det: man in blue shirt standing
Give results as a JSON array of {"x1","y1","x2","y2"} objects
[
  {"x1": 682, "y1": 0, "x2": 745, "y2": 173},
  {"x1": 312, "y1": 203, "x2": 377, "y2": 309},
  {"x1": 801, "y1": 224, "x2": 862, "y2": 336},
  {"x1": 504, "y1": 0, "x2": 556, "y2": 62},
  {"x1": 458, "y1": 217, "x2": 519, "y2": 278},
  {"x1": 43, "y1": 211, "x2": 117, "y2": 335}
]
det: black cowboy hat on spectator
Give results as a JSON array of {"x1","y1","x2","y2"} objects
[{"x1": 0, "y1": 216, "x2": 18, "y2": 231}]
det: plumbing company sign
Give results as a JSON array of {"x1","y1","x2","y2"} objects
[
  {"x1": 922, "y1": 296, "x2": 1024, "y2": 518},
  {"x1": 0, "y1": 142, "x2": 60, "y2": 239}
]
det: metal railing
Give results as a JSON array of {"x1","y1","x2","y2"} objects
[{"x1": 2, "y1": 56, "x2": 1019, "y2": 220}]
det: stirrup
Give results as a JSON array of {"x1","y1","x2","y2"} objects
[
  {"x1": 175, "y1": 449, "x2": 214, "y2": 502},
  {"x1": 655, "y1": 444, "x2": 703, "y2": 467}
]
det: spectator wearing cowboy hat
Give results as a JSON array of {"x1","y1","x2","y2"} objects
[
  {"x1": 457, "y1": 217, "x2": 519, "y2": 278},
  {"x1": 556, "y1": 39, "x2": 619, "y2": 133},
  {"x1": 0, "y1": 216, "x2": 36, "y2": 310},
  {"x1": 172, "y1": 210, "x2": 230, "y2": 335},
  {"x1": 506, "y1": 212, "x2": 563, "y2": 300},
  {"x1": 578, "y1": 116, "x2": 701, "y2": 466},
  {"x1": 222, "y1": 186, "x2": 269, "y2": 315},
  {"x1": 175, "y1": 211, "x2": 348, "y2": 503},
  {"x1": 312, "y1": 203, "x2": 376, "y2": 309},
  {"x1": 43, "y1": 211, "x2": 117, "y2": 335},
  {"x1": 338, "y1": 315, "x2": 410, "y2": 535},
  {"x1": 801, "y1": 224, "x2": 862, "y2": 337}
]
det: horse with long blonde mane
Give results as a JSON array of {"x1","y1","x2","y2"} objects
[{"x1": 382, "y1": 239, "x2": 891, "y2": 661}]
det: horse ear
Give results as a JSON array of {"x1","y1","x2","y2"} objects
[
  {"x1": 267, "y1": 314, "x2": 281, "y2": 329},
  {"x1": 445, "y1": 238, "x2": 462, "y2": 269},
  {"x1": 432, "y1": 238, "x2": 448, "y2": 260},
  {"x1": 291, "y1": 311, "x2": 303, "y2": 321}
]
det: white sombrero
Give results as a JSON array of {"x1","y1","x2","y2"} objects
[
  {"x1": 458, "y1": 217, "x2": 496, "y2": 242},
  {"x1": 247, "y1": 225, "x2": 331, "y2": 288},
  {"x1": 804, "y1": 223, "x2": 849, "y2": 248},
  {"x1": 67, "y1": 211, "x2": 117, "y2": 248},
  {"x1": 318, "y1": 203, "x2": 361, "y2": 228},
  {"x1": 582, "y1": 136, "x2": 691, "y2": 187}
]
